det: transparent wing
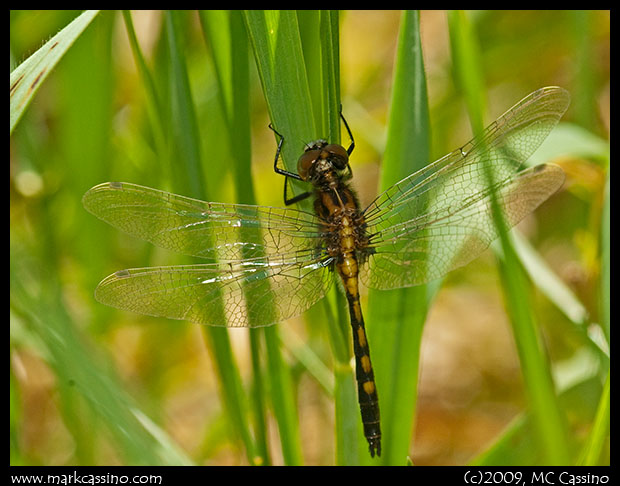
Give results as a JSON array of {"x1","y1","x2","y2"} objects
[
  {"x1": 84, "y1": 182, "x2": 334, "y2": 325},
  {"x1": 82, "y1": 182, "x2": 324, "y2": 261},
  {"x1": 95, "y1": 257, "x2": 335, "y2": 327},
  {"x1": 361, "y1": 87, "x2": 569, "y2": 289},
  {"x1": 361, "y1": 164, "x2": 564, "y2": 289}
]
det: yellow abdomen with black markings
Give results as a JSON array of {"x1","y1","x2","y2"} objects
[{"x1": 314, "y1": 179, "x2": 381, "y2": 458}]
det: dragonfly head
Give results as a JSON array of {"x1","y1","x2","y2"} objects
[{"x1": 297, "y1": 139, "x2": 349, "y2": 183}]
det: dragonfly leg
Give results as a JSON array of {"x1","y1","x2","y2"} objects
[
  {"x1": 339, "y1": 107, "x2": 355, "y2": 156},
  {"x1": 269, "y1": 123, "x2": 312, "y2": 206}
]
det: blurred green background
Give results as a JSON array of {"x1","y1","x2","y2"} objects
[{"x1": 10, "y1": 10, "x2": 609, "y2": 465}]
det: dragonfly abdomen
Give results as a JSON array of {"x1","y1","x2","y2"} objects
[
  {"x1": 319, "y1": 182, "x2": 381, "y2": 458},
  {"x1": 340, "y1": 268, "x2": 381, "y2": 458}
]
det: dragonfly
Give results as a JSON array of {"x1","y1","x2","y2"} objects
[{"x1": 83, "y1": 86, "x2": 570, "y2": 458}]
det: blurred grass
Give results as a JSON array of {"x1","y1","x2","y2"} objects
[
  {"x1": 367, "y1": 10, "x2": 430, "y2": 465},
  {"x1": 448, "y1": 10, "x2": 570, "y2": 465},
  {"x1": 165, "y1": 10, "x2": 260, "y2": 466},
  {"x1": 10, "y1": 10, "x2": 609, "y2": 465}
]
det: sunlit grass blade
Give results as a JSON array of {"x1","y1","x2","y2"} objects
[
  {"x1": 511, "y1": 233, "x2": 587, "y2": 326},
  {"x1": 368, "y1": 10, "x2": 430, "y2": 465},
  {"x1": 511, "y1": 121, "x2": 609, "y2": 355},
  {"x1": 306, "y1": 10, "x2": 363, "y2": 464},
  {"x1": 244, "y1": 10, "x2": 318, "y2": 465},
  {"x1": 448, "y1": 10, "x2": 570, "y2": 465},
  {"x1": 576, "y1": 141, "x2": 610, "y2": 466},
  {"x1": 319, "y1": 10, "x2": 342, "y2": 140},
  {"x1": 10, "y1": 10, "x2": 99, "y2": 134},
  {"x1": 245, "y1": 10, "x2": 359, "y2": 464},
  {"x1": 244, "y1": 10, "x2": 316, "y2": 176},
  {"x1": 509, "y1": 233, "x2": 608, "y2": 361}
]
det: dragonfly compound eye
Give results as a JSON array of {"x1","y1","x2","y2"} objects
[
  {"x1": 323, "y1": 144, "x2": 349, "y2": 170},
  {"x1": 297, "y1": 149, "x2": 321, "y2": 181}
]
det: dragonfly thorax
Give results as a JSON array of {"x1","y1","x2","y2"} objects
[{"x1": 297, "y1": 139, "x2": 349, "y2": 185}]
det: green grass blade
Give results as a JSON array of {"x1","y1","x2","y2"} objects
[
  {"x1": 319, "y1": 10, "x2": 342, "y2": 139},
  {"x1": 447, "y1": 10, "x2": 485, "y2": 134},
  {"x1": 244, "y1": 11, "x2": 315, "y2": 176},
  {"x1": 300, "y1": 10, "x2": 364, "y2": 464},
  {"x1": 121, "y1": 11, "x2": 170, "y2": 178},
  {"x1": 165, "y1": 11, "x2": 206, "y2": 197},
  {"x1": 199, "y1": 9, "x2": 269, "y2": 464},
  {"x1": 368, "y1": 10, "x2": 430, "y2": 465},
  {"x1": 244, "y1": 10, "x2": 316, "y2": 465},
  {"x1": 244, "y1": 10, "x2": 356, "y2": 464},
  {"x1": 448, "y1": 10, "x2": 570, "y2": 465},
  {"x1": 305, "y1": 10, "x2": 363, "y2": 464},
  {"x1": 163, "y1": 10, "x2": 257, "y2": 463},
  {"x1": 600, "y1": 167, "x2": 610, "y2": 342},
  {"x1": 10, "y1": 10, "x2": 99, "y2": 134},
  {"x1": 511, "y1": 232, "x2": 588, "y2": 326},
  {"x1": 495, "y1": 242, "x2": 571, "y2": 465},
  {"x1": 578, "y1": 370, "x2": 610, "y2": 465},
  {"x1": 199, "y1": 10, "x2": 254, "y2": 203},
  {"x1": 324, "y1": 285, "x2": 359, "y2": 464}
]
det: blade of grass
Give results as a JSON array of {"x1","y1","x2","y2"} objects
[
  {"x1": 121, "y1": 11, "x2": 170, "y2": 181},
  {"x1": 199, "y1": 9, "x2": 271, "y2": 465},
  {"x1": 447, "y1": 10, "x2": 485, "y2": 134},
  {"x1": 10, "y1": 10, "x2": 99, "y2": 133},
  {"x1": 297, "y1": 10, "x2": 323, "y2": 134},
  {"x1": 199, "y1": 10, "x2": 254, "y2": 203},
  {"x1": 244, "y1": 10, "x2": 357, "y2": 464},
  {"x1": 244, "y1": 11, "x2": 315, "y2": 179},
  {"x1": 367, "y1": 10, "x2": 430, "y2": 465},
  {"x1": 578, "y1": 370, "x2": 610, "y2": 465},
  {"x1": 166, "y1": 11, "x2": 205, "y2": 197},
  {"x1": 319, "y1": 10, "x2": 342, "y2": 140},
  {"x1": 294, "y1": 9, "x2": 362, "y2": 463},
  {"x1": 10, "y1": 12, "x2": 190, "y2": 465},
  {"x1": 243, "y1": 10, "x2": 315, "y2": 465},
  {"x1": 576, "y1": 142, "x2": 610, "y2": 466},
  {"x1": 448, "y1": 10, "x2": 570, "y2": 465},
  {"x1": 164, "y1": 10, "x2": 257, "y2": 463},
  {"x1": 600, "y1": 167, "x2": 610, "y2": 342},
  {"x1": 312, "y1": 11, "x2": 365, "y2": 464},
  {"x1": 511, "y1": 232, "x2": 588, "y2": 326},
  {"x1": 279, "y1": 326, "x2": 334, "y2": 394},
  {"x1": 510, "y1": 233, "x2": 609, "y2": 362}
]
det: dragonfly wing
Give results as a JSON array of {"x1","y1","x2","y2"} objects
[
  {"x1": 82, "y1": 182, "x2": 323, "y2": 261},
  {"x1": 361, "y1": 163, "x2": 565, "y2": 290},
  {"x1": 360, "y1": 87, "x2": 569, "y2": 290},
  {"x1": 364, "y1": 87, "x2": 569, "y2": 229},
  {"x1": 95, "y1": 256, "x2": 334, "y2": 327}
]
